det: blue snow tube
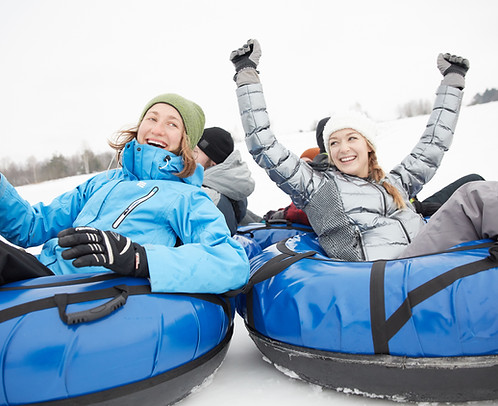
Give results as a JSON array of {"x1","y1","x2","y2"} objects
[
  {"x1": 237, "y1": 233, "x2": 498, "y2": 402},
  {"x1": 0, "y1": 272, "x2": 234, "y2": 405}
]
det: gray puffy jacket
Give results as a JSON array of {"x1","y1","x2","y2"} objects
[
  {"x1": 202, "y1": 150, "x2": 255, "y2": 235},
  {"x1": 236, "y1": 83, "x2": 463, "y2": 261}
]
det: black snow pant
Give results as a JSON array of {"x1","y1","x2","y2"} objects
[
  {"x1": 423, "y1": 173, "x2": 485, "y2": 205},
  {"x1": 0, "y1": 240, "x2": 54, "y2": 285},
  {"x1": 412, "y1": 174, "x2": 485, "y2": 217}
]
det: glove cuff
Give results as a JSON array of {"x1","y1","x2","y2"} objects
[
  {"x1": 444, "y1": 64, "x2": 468, "y2": 77},
  {"x1": 234, "y1": 68, "x2": 260, "y2": 87},
  {"x1": 234, "y1": 59, "x2": 257, "y2": 73},
  {"x1": 133, "y1": 243, "x2": 150, "y2": 278},
  {"x1": 441, "y1": 72, "x2": 465, "y2": 90}
]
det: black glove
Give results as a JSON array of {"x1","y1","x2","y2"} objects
[
  {"x1": 419, "y1": 201, "x2": 442, "y2": 217},
  {"x1": 437, "y1": 53, "x2": 470, "y2": 90},
  {"x1": 58, "y1": 227, "x2": 149, "y2": 278},
  {"x1": 411, "y1": 198, "x2": 442, "y2": 217},
  {"x1": 230, "y1": 39, "x2": 261, "y2": 72},
  {"x1": 230, "y1": 39, "x2": 262, "y2": 86},
  {"x1": 263, "y1": 209, "x2": 286, "y2": 222}
]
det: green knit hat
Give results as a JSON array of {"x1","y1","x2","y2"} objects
[{"x1": 139, "y1": 93, "x2": 205, "y2": 150}]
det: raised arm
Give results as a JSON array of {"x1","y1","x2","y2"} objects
[
  {"x1": 230, "y1": 39, "x2": 325, "y2": 208},
  {"x1": 389, "y1": 53, "x2": 470, "y2": 198}
]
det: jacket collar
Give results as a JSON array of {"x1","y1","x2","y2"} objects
[
  {"x1": 203, "y1": 150, "x2": 255, "y2": 200},
  {"x1": 121, "y1": 139, "x2": 204, "y2": 187}
]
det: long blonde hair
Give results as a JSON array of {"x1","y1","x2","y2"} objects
[
  {"x1": 108, "y1": 127, "x2": 197, "y2": 178},
  {"x1": 365, "y1": 140, "x2": 406, "y2": 210}
]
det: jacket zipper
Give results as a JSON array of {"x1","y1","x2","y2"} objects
[
  {"x1": 371, "y1": 181, "x2": 388, "y2": 216},
  {"x1": 372, "y1": 179, "x2": 412, "y2": 243},
  {"x1": 112, "y1": 186, "x2": 159, "y2": 229}
]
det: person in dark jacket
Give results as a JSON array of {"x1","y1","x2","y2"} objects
[
  {"x1": 0, "y1": 94, "x2": 249, "y2": 293},
  {"x1": 309, "y1": 117, "x2": 331, "y2": 171},
  {"x1": 410, "y1": 173, "x2": 485, "y2": 216},
  {"x1": 194, "y1": 127, "x2": 255, "y2": 235}
]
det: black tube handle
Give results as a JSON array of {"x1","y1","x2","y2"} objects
[
  {"x1": 54, "y1": 285, "x2": 129, "y2": 325},
  {"x1": 265, "y1": 219, "x2": 292, "y2": 226}
]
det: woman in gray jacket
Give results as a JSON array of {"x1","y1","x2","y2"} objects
[{"x1": 229, "y1": 39, "x2": 497, "y2": 261}]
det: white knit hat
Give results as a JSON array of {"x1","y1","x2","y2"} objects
[{"x1": 322, "y1": 110, "x2": 378, "y2": 154}]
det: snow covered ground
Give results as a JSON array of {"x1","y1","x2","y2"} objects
[{"x1": 12, "y1": 101, "x2": 498, "y2": 405}]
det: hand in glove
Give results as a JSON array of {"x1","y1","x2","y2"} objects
[
  {"x1": 411, "y1": 199, "x2": 442, "y2": 217},
  {"x1": 437, "y1": 53, "x2": 470, "y2": 90},
  {"x1": 230, "y1": 39, "x2": 262, "y2": 86},
  {"x1": 58, "y1": 227, "x2": 149, "y2": 278}
]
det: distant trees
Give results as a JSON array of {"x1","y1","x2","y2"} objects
[
  {"x1": 469, "y1": 88, "x2": 498, "y2": 106},
  {"x1": 0, "y1": 149, "x2": 114, "y2": 187},
  {"x1": 396, "y1": 87, "x2": 498, "y2": 120},
  {"x1": 4, "y1": 88, "x2": 497, "y2": 187},
  {"x1": 397, "y1": 99, "x2": 432, "y2": 119}
]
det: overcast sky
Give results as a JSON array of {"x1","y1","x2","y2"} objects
[{"x1": 1, "y1": 0, "x2": 497, "y2": 163}]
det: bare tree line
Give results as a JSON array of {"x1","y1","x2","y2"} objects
[
  {"x1": 0, "y1": 149, "x2": 114, "y2": 187},
  {"x1": 4, "y1": 90, "x2": 496, "y2": 187},
  {"x1": 397, "y1": 88, "x2": 498, "y2": 119}
]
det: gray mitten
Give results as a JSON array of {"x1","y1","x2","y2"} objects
[
  {"x1": 230, "y1": 39, "x2": 262, "y2": 86},
  {"x1": 437, "y1": 53, "x2": 470, "y2": 90}
]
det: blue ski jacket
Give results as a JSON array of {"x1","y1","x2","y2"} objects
[{"x1": 0, "y1": 140, "x2": 250, "y2": 294}]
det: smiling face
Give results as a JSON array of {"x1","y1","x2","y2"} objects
[
  {"x1": 137, "y1": 103, "x2": 185, "y2": 153},
  {"x1": 328, "y1": 128, "x2": 372, "y2": 178}
]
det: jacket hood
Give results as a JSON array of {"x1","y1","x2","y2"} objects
[
  {"x1": 203, "y1": 150, "x2": 255, "y2": 200},
  {"x1": 121, "y1": 139, "x2": 204, "y2": 187}
]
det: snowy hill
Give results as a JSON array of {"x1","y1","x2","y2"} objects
[{"x1": 11, "y1": 101, "x2": 498, "y2": 406}]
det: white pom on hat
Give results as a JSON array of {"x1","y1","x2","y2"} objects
[{"x1": 322, "y1": 110, "x2": 378, "y2": 154}]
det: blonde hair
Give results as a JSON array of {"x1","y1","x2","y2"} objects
[
  {"x1": 108, "y1": 127, "x2": 197, "y2": 178},
  {"x1": 365, "y1": 140, "x2": 406, "y2": 210}
]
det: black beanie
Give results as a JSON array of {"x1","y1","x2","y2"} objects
[
  {"x1": 315, "y1": 116, "x2": 330, "y2": 153},
  {"x1": 197, "y1": 127, "x2": 234, "y2": 164}
]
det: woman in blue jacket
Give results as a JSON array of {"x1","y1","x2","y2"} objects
[{"x1": 0, "y1": 93, "x2": 250, "y2": 294}]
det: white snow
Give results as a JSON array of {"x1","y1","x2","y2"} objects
[{"x1": 11, "y1": 101, "x2": 498, "y2": 405}]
